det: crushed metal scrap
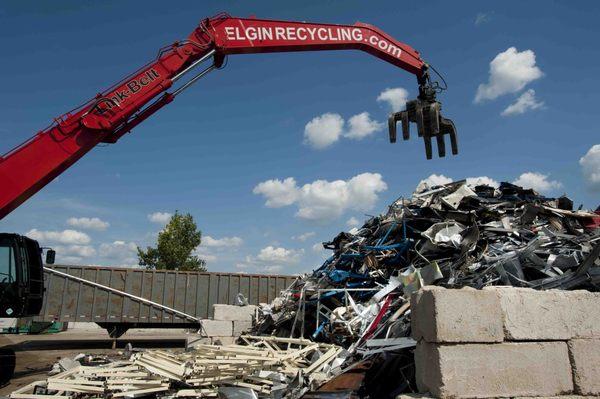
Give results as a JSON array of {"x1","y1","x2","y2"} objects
[{"x1": 252, "y1": 179, "x2": 600, "y2": 396}]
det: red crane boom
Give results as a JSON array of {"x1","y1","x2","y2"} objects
[{"x1": 0, "y1": 13, "x2": 457, "y2": 220}]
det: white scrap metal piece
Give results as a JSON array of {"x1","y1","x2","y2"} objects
[
  {"x1": 372, "y1": 276, "x2": 402, "y2": 303},
  {"x1": 422, "y1": 222, "x2": 466, "y2": 248},
  {"x1": 441, "y1": 184, "x2": 477, "y2": 209}
]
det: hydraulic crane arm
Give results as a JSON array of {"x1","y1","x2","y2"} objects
[
  {"x1": 205, "y1": 16, "x2": 425, "y2": 74},
  {"x1": 0, "y1": 13, "x2": 457, "y2": 220}
]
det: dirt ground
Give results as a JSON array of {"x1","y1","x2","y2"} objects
[{"x1": 0, "y1": 330, "x2": 188, "y2": 396}]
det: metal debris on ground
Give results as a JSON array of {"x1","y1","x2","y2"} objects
[
  {"x1": 9, "y1": 336, "x2": 346, "y2": 399},
  {"x1": 252, "y1": 179, "x2": 600, "y2": 397}
]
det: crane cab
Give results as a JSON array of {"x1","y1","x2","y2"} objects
[{"x1": 0, "y1": 234, "x2": 53, "y2": 318}]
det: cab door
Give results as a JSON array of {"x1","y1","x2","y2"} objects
[
  {"x1": 0, "y1": 234, "x2": 21, "y2": 317},
  {"x1": 22, "y1": 237, "x2": 44, "y2": 315}
]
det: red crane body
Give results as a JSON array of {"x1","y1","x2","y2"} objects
[{"x1": 0, "y1": 13, "x2": 455, "y2": 220}]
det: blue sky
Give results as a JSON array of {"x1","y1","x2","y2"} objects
[{"x1": 0, "y1": 1, "x2": 598, "y2": 274}]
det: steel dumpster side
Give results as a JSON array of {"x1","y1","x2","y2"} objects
[{"x1": 37, "y1": 265, "x2": 297, "y2": 325}]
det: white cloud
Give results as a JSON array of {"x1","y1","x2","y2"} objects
[
  {"x1": 193, "y1": 247, "x2": 217, "y2": 263},
  {"x1": 513, "y1": 172, "x2": 562, "y2": 193},
  {"x1": 238, "y1": 246, "x2": 303, "y2": 274},
  {"x1": 345, "y1": 112, "x2": 383, "y2": 140},
  {"x1": 254, "y1": 173, "x2": 387, "y2": 221},
  {"x1": 311, "y1": 243, "x2": 325, "y2": 253},
  {"x1": 256, "y1": 246, "x2": 302, "y2": 264},
  {"x1": 475, "y1": 12, "x2": 490, "y2": 26},
  {"x1": 303, "y1": 112, "x2": 383, "y2": 149},
  {"x1": 346, "y1": 216, "x2": 360, "y2": 227},
  {"x1": 58, "y1": 245, "x2": 96, "y2": 258},
  {"x1": 466, "y1": 176, "x2": 500, "y2": 188},
  {"x1": 147, "y1": 212, "x2": 172, "y2": 224},
  {"x1": 415, "y1": 174, "x2": 454, "y2": 193},
  {"x1": 72, "y1": 246, "x2": 96, "y2": 257},
  {"x1": 303, "y1": 113, "x2": 344, "y2": 149},
  {"x1": 501, "y1": 89, "x2": 545, "y2": 116},
  {"x1": 202, "y1": 236, "x2": 243, "y2": 247},
  {"x1": 61, "y1": 256, "x2": 84, "y2": 264},
  {"x1": 66, "y1": 217, "x2": 109, "y2": 231},
  {"x1": 262, "y1": 265, "x2": 284, "y2": 273},
  {"x1": 377, "y1": 87, "x2": 409, "y2": 112},
  {"x1": 300, "y1": 173, "x2": 387, "y2": 220},
  {"x1": 475, "y1": 47, "x2": 543, "y2": 103},
  {"x1": 99, "y1": 241, "x2": 138, "y2": 265},
  {"x1": 26, "y1": 229, "x2": 91, "y2": 245},
  {"x1": 579, "y1": 144, "x2": 600, "y2": 191},
  {"x1": 292, "y1": 232, "x2": 315, "y2": 242},
  {"x1": 253, "y1": 177, "x2": 299, "y2": 208}
]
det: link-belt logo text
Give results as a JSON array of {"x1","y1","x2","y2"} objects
[
  {"x1": 103, "y1": 68, "x2": 160, "y2": 110},
  {"x1": 224, "y1": 26, "x2": 402, "y2": 58}
]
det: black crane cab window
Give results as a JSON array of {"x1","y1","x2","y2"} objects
[{"x1": 0, "y1": 238, "x2": 16, "y2": 286}]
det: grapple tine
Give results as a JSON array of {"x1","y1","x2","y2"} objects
[
  {"x1": 424, "y1": 136, "x2": 433, "y2": 160},
  {"x1": 441, "y1": 117, "x2": 459, "y2": 155},
  {"x1": 436, "y1": 134, "x2": 446, "y2": 158},
  {"x1": 450, "y1": 130, "x2": 458, "y2": 155},
  {"x1": 429, "y1": 102, "x2": 440, "y2": 136},
  {"x1": 415, "y1": 106, "x2": 425, "y2": 137},
  {"x1": 401, "y1": 110, "x2": 410, "y2": 140},
  {"x1": 388, "y1": 113, "x2": 398, "y2": 143}
]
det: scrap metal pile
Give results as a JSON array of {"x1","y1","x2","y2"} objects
[{"x1": 253, "y1": 179, "x2": 600, "y2": 395}]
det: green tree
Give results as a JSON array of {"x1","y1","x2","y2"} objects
[{"x1": 137, "y1": 211, "x2": 206, "y2": 271}]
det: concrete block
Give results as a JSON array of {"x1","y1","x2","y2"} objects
[
  {"x1": 233, "y1": 320, "x2": 253, "y2": 336},
  {"x1": 415, "y1": 341, "x2": 573, "y2": 398},
  {"x1": 568, "y1": 339, "x2": 600, "y2": 395},
  {"x1": 186, "y1": 336, "x2": 211, "y2": 349},
  {"x1": 199, "y1": 319, "x2": 233, "y2": 337},
  {"x1": 67, "y1": 322, "x2": 102, "y2": 330},
  {"x1": 411, "y1": 286, "x2": 503, "y2": 343},
  {"x1": 490, "y1": 287, "x2": 600, "y2": 340},
  {"x1": 212, "y1": 304, "x2": 257, "y2": 321},
  {"x1": 211, "y1": 336, "x2": 236, "y2": 346}
]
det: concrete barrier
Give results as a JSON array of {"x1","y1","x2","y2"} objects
[
  {"x1": 568, "y1": 339, "x2": 600, "y2": 395},
  {"x1": 188, "y1": 304, "x2": 257, "y2": 348},
  {"x1": 411, "y1": 287, "x2": 600, "y2": 398},
  {"x1": 492, "y1": 287, "x2": 600, "y2": 340},
  {"x1": 213, "y1": 304, "x2": 257, "y2": 322},
  {"x1": 411, "y1": 287, "x2": 503, "y2": 343},
  {"x1": 199, "y1": 320, "x2": 233, "y2": 337},
  {"x1": 415, "y1": 341, "x2": 572, "y2": 398}
]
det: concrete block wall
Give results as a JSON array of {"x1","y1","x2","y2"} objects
[
  {"x1": 188, "y1": 304, "x2": 257, "y2": 347},
  {"x1": 411, "y1": 286, "x2": 600, "y2": 398}
]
